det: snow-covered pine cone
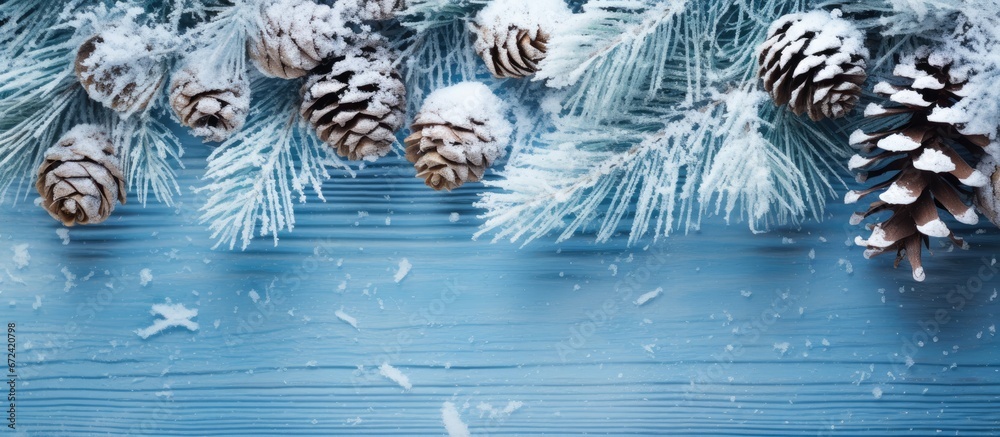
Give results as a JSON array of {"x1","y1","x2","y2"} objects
[
  {"x1": 758, "y1": 10, "x2": 868, "y2": 121},
  {"x1": 36, "y1": 125, "x2": 126, "y2": 226},
  {"x1": 249, "y1": 0, "x2": 348, "y2": 79},
  {"x1": 300, "y1": 42, "x2": 406, "y2": 161},
  {"x1": 847, "y1": 49, "x2": 992, "y2": 282},
  {"x1": 471, "y1": 0, "x2": 570, "y2": 79},
  {"x1": 974, "y1": 155, "x2": 1000, "y2": 227},
  {"x1": 404, "y1": 82, "x2": 512, "y2": 190},
  {"x1": 74, "y1": 29, "x2": 168, "y2": 116},
  {"x1": 169, "y1": 64, "x2": 250, "y2": 142}
]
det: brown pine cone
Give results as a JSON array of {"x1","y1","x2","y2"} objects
[
  {"x1": 848, "y1": 49, "x2": 989, "y2": 281},
  {"x1": 300, "y1": 43, "x2": 406, "y2": 161},
  {"x1": 758, "y1": 11, "x2": 868, "y2": 121},
  {"x1": 74, "y1": 32, "x2": 166, "y2": 116},
  {"x1": 471, "y1": 0, "x2": 569, "y2": 79},
  {"x1": 249, "y1": 0, "x2": 346, "y2": 79},
  {"x1": 974, "y1": 156, "x2": 1000, "y2": 227},
  {"x1": 404, "y1": 82, "x2": 511, "y2": 191},
  {"x1": 36, "y1": 125, "x2": 126, "y2": 226},
  {"x1": 169, "y1": 64, "x2": 250, "y2": 142}
]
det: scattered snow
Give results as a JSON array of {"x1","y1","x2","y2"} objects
[
  {"x1": 61, "y1": 267, "x2": 77, "y2": 292},
  {"x1": 11, "y1": 244, "x2": 29, "y2": 269},
  {"x1": 56, "y1": 228, "x2": 70, "y2": 245},
  {"x1": 135, "y1": 303, "x2": 199, "y2": 339},
  {"x1": 32, "y1": 295, "x2": 42, "y2": 310},
  {"x1": 476, "y1": 400, "x2": 523, "y2": 420},
  {"x1": 248, "y1": 289, "x2": 260, "y2": 303},
  {"x1": 872, "y1": 387, "x2": 883, "y2": 399},
  {"x1": 449, "y1": 212, "x2": 460, "y2": 222},
  {"x1": 441, "y1": 402, "x2": 470, "y2": 437},
  {"x1": 634, "y1": 288, "x2": 662, "y2": 306},
  {"x1": 379, "y1": 363, "x2": 412, "y2": 390},
  {"x1": 335, "y1": 308, "x2": 359, "y2": 330},
  {"x1": 139, "y1": 268, "x2": 153, "y2": 287},
  {"x1": 773, "y1": 342, "x2": 790, "y2": 355},
  {"x1": 394, "y1": 258, "x2": 412, "y2": 283}
]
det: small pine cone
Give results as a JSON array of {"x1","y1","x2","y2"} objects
[
  {"x1": 471, "y1": 0, "x2": 570, "y2": 79},
  {"x1": 74, "y1": 30, "x2": 168, "y2": 116},
  {"x1": 357, "y1": 0, "x2": 405, "y2": 20},
  {"x1": 758, "y1": 10, "x2": 868, "y2": 121},
  {"x1": 300, "y1": 43, "x2": 406, "y2": 161},
  {"x1": 36, "y1": 125, "x2": 126, "y2": 226},
  {"x1": 169, "y1": 64, "x2": 250, "y2": 142},
  {"x1": 249, "y1": 0, "x2": 347, "y2": 79},
  {"x1": 404, "y1": 82, "x2": 512, "y2": 190},
  {"x1": 847, "y1": 49, "x2": 990, "y2": 281}
]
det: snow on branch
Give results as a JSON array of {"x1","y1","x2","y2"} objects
[
  {"x1": 536, "y1": 0, "x2": 685, "y2": 91},
  {"x1": 397, "y1": 0, "x2": 488, "y2": 32},
  {"x1": 112, "y1": 110, "x2": 184, "y2": 206},
  {"x1": 476, "y1": 85, "x2": 844, "y2": 245},
  {"x1": 198, "y1": 78, "x2": 353, "y2": 250}
]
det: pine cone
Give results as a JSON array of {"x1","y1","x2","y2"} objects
[
  {"x1": 169, "y1": 64, "x2": 250, "y2": 142},
  {"x1": 300, "y1": 43, "x2": 406, "y2": 161},
  {"x1": 74, "y1": 32, "x2": 167, "y2": 116},
  {"x1": 848, "y1": 49, "x2": 989, "y2": 281},
  {"x1": 471, "y1": 0, "x2": 570, "y2": 79},
  {"x1": 249, "y1": 0, "x2": 346, "y2": 79},
  {"x1": 758, "y1": 11, "x2": 868, "y2": 121},
  {"x1": 36, "y1": 125, "x2": 126, "y2": 226},
  {"x1": 404, "y1": 82, "x2": 512, "y2": 190},
  {"x1": 974, "y1": 156, "x2": 1000, "y2": 227}
]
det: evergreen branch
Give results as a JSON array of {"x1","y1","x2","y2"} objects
[
  {"x1": 397, "y1": 0, "x2": 488, "y2": 32},
  {"x1": 198, "y1": 78, "x2": 352, "y2": 250},
  {"x1": 112, "y1": 108, "x2": 185, "y2": 206}
]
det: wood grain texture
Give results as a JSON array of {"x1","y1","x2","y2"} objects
[{"x1": 2, "y1": 127, "x2": 1000, "y2": 435}]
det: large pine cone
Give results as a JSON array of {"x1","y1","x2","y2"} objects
[
  {"x1": 472, "y1": 0, "x2": 569, "y2": 79},
  {"x1": 74, "y1": 33, "x2": 166, "y2": 116},
  {"x1": 404, "y1": 82, "x2": 511, "y2": 191},
  {"x1": 848, "y1": 50, "x2": 990, "y2": 281},
  {"x1": 758, "y1": 11, "x2": 868, "y2": 121},
  {"x1": 974, "y1": 156, "x2": 1000, "y2": 227},
  {"x1": 249, "y1": 0, "x2": 346, "y2": 79},
  {"x1": 169, "y1": 64, "x2": 250, "y2": 142},
  {"x1": 36, "y1": 125, "x2": 126, "y2": 226},
  {"x1": 300, "y1": 43, "x2": 406, "y2": 161}
]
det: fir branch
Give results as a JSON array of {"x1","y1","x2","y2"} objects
[
  {"x1": 397, "y1": 0, "x2": 488, "y2": 32},
  {"x1": 395, "y1": 20, "x2": 489, "y2": 117},
  {"x1": 198, "y1": 78, "x2": 353, "y2": 250},
  {"x1": 111, "y1": 108, "x2": 184, "y2": 206}
]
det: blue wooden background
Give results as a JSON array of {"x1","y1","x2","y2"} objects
[{"x1": 2, "y1": 124, "x2": 999, "y2": 435}]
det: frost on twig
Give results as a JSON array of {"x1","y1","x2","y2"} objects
[{"x1": 198, "y1": 78, "x2": 353, "y2": 250}]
